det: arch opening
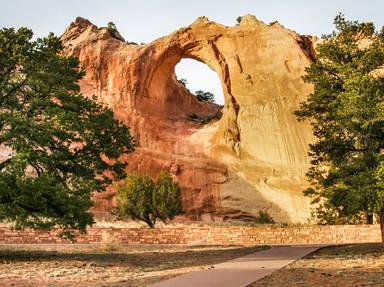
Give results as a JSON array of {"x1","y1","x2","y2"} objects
[{"x1": 175, "y1": 58, "x2": 225, "y2": 106}]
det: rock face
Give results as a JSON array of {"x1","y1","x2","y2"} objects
[{"x1": 61, "y1": 15, "x2": 316, "y2": 223}]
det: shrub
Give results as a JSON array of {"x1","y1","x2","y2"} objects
[
  {"x1": 152, "y1": 172, "x2": 183, "y2": 223},
  {"x1": 178, "y1": 78, "x2": 188, "y2": 87},
  {"x1": 194, "y1": 90, "x2": 215, "y2": 103},
  {"x1": 115, "y1": 172, "x2": 183, "y2": 227},
  {"x1": 107, "y1": 22, "x2": 117, "y2": 34},
  {"x1": 106, "y1": 22, "x2": 124, "y2": 41},
  {"x1": 256, "y1": 209, "x2": 275, "y2": 224}
]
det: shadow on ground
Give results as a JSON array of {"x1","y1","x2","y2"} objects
[{"x1": 0, "y1": 245, "x2": 268, "y2": 271}]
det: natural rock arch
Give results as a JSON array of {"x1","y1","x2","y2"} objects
[
  {"x1": 61, "y1": 15, "x2": 317, "y2": 223},
  {"x1": 174, "y1": 58, "x2": 224, "y2": 105}
]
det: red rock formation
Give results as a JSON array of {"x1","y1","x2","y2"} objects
[{"x1": 61, "y1": 15, "x2": 316, "y2": 223}]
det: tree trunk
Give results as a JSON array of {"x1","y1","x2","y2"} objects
[
  {"x1": 380, "y1": 208, "x2": 384, "y2": 244},
  {"x1": 367, "y1": 213, "x2": 374, "y2": 224}
]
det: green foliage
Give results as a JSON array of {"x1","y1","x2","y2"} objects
[
  {"x1": 106, "y1": 22, "x2": 124, "y2": 41},
  {"x1": 115, "y1": 173, "x2": 155, "y2": 227},
  {"x1": 255, "y1": 209, "x2": 275, "y2": 224},
  {"x1": 178, "y1": 78, "x2": 188, "y2": 87},
  {"x1": 107, "y1": 22, "x2": 117, "y2": 34},
  {"x1": 294, "y1": 14, "x2": 384, "y2": 225},
  {"x1": 194, "y1": 90, "x2": 215, "y2": 103},
  {"x1": 152, "y1": 172, "x2": 183, "y2": 223},
  {"x1": 0, "y1": 27, "x2": 135, "y2": 239},
  {"x1": 178, "y1": 79, "x2": 216, "y2": 103},
  {"x1": 115, "y1": 171, "x2": 183, "y2": 228}
]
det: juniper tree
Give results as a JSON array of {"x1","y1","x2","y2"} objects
[
  {"x1": 295, "y1": 14, "x2": 384, "y2": 241},
  {"x1": 116, "y1": 172, "x2": 182, "y2": 228},
  {"x1": 0, "y1": 27, "x2": 134, "y2": 239}
]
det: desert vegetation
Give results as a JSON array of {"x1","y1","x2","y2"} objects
[
  {"x1": 115, "y1": 172, "x2": 183, "y2": 228},
  {"x1": 0, "y1": 27, "x2": 134, "y2": 239},
  {"x1": 295, "y1": 14, "x2": 384, "y2": 240},
  {"x1": 178, "y1": 78, "x2": 217, "y2": 103}
]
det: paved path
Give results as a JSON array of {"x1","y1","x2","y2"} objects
[{"x1": 151, "y1": 245, "x2": 323, "y2": 287}]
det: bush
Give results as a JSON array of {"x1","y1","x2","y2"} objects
[
  {"x1": 177, "y1": 79, "x2": 216, "y2": 104},
  {"x1": 106, "y1": 22, "x2": 123, "y2": 41},
  {"x1": 178, "y1": 78, "x2": 188, "y2": 87},
  {"x1": 194, "y1": 90, "x2": 215, "y2": 103},
  {"x1": 115, "y1": 172, "x2": 183, "y2": 227},
  {"x1": 256, "y1": 209, "x2": 275, "y2": 224},
  {"x1": 107, "y1": 22, "x2": 117, "y2": 34},
  {"x1": 152, "y1": 172, "x2": 183, "y2": 223}
]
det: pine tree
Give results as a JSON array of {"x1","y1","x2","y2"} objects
[
  {"x1": 295, "y1": 14, "x2": 384, "y2": 241},
  {"x1": 0, "y1": 27, "x2": 134, "y2": 239}
]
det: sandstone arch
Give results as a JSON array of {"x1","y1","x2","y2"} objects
[
  {"x1": 61, "y1": 15, "x2": 317, "y2": 223},
  {"x1": 175, "y1": 59, "x2": 224, "y2": 105}
]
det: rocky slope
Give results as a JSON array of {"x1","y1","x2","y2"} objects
[{"x1": 61, "y1": 15, "x2": 316, "y2": 223}]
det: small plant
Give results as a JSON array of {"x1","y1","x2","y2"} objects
[
  {"x1": 178, "y1": 78, "x2": 216, "y2": 104},
  {"x1": 256, "y1": 209, "x2": 275, "y2": 224},
  {"x1": 178, "y1": 78, "x2": 188, "y2": 87},
  {"x1": 194, "y1": 90, "x2": 215, "y2": 103},
  {"x1": 106, "y1": 21, "x2": 124, "y2": 41},
  {"x1": 107, "y1": 22, "x2": 117, "y2": 34},
  {"x1": 101, "y1": 231, "x2": 121, "y2": 252},
  {"x1": 236, "y1": 16, "x2": 242, "y2": 25},
  {"x1": 115, "y1": 171, "x2": 183, "y2": 228}
]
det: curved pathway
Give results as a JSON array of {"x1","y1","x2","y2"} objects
[{"x1": 151, "y1": 245, "x2": 324, "y2": 287}]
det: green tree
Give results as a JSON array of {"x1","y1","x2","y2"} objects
[
  {"x1": 177, "y1": 79, "x2": 216, "y2": 104},
  {"x1": 115, "y1": 173, "x2": 156, "y2": 227},
  {"x1": 294, "y1": 14, "x2": 384, "y2": 241},
  {"x1": 152, "y1": 171, "x2": 182, "y2": 223},
  {"x1": 236, "y1": 16, "x2": 242, "y2": 25},
  {"x1": 107, "y1": 22, "x2": 117, "y2": 34},
  {"x1": 115, "y1": 171, "x2": 183, "y2": 227},
  {"x1": 194, "y1": 90, "x2": 216, "y2": 103},
  {"x1": 0, "y1": 27, "x2": 135, "y2": 239}
]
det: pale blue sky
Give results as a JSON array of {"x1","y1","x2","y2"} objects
[{"x1": 1, "y1": 0, "x2": 383, "y2": 104}]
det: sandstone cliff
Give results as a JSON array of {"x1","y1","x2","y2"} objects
[{"x1": 61, "y1": 15, "x2": 316, "y2": 223}]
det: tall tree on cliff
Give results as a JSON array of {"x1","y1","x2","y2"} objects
[
  {"x1": 0, "y1": 27, "x2": 134, "y2": 239},
  {"x1": 295, "y1": 14, "x2": 384, "y2": 241}
]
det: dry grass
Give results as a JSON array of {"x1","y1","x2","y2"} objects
[
  {"x1": 0, "y1": 243, "x2": 268, "y2": 287},
  {"x1": 250, "y1": 243, "x2": 384, "y2": 287}
]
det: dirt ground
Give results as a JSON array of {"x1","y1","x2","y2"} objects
[
  {"x1": 250, "y1": 243, "x2": 384, "y2": 287},
  {"x1": 0, "y1": 243, "x2": 267, "y2": 287}
]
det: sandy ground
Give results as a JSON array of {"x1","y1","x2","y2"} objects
[
  {"x1": 250, "y1": 243, "x2": 384, "y2": 287},
  {"x1": 0, "y1": 243, "x2": 267, "y2": 287}
]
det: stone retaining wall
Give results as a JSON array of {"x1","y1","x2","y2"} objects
[{"x1": 0, "y1": 225, "x2": 380, "y2": 245}]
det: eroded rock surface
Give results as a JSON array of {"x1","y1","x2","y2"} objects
[{"x1": 61, "y1": 15, "x2": 316, "y2": 223}]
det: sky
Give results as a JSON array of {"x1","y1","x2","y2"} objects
[{"x1": 1, "y1": 0, "x2": 383, "y2": 104}]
